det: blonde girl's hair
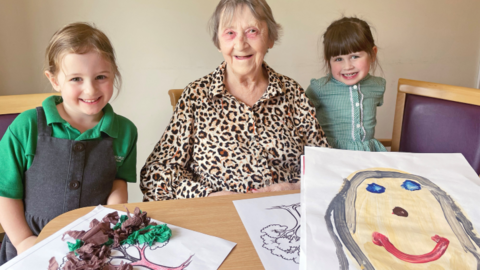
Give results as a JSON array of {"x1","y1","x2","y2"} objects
[
  {"x1": 44, "y1": 22, "x2": 122, "y2": 91},
  {"x1": 323, "y1": 17, "x2": 379, "y2": 77}
]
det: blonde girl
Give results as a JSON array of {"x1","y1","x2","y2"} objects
[{"x1": 0, "y1": 22, "x2": 137, "y2": 264}]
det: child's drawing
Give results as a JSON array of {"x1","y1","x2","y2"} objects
[
  {"x1": 1, "y1": 206, "x2": 236, "y2": 270},
  {"x1": 260, "y1": 203, "x2": 301, "y2": 264},
  {"x1": 233, "y1": 193, "x2": 300, "y2": 270},
  {"x1": 56, "y1": 240, "x2": 194, "y2": 270},
  {"x1": 108, "y1": 241, "x2": 193, "y2": 269},
  {"x1": 325, "y1": 168, "x2": 480, "y2": 270}
]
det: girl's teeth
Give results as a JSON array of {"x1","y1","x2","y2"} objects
[{"x1": 83, "y1": 98, "x2": 99, "y2": 103}]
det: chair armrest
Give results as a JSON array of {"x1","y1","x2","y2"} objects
[{"x1": 377, "y1": 139, "x2": 392, "y2": 147}]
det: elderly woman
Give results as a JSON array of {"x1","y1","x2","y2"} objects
[{"x1": 140, "y1": 0, "x2": 329, "y2": 201}]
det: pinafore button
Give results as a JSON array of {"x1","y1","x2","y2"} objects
[
  {"x1": 73, "y1": 143, "x2": 85, "y2": 152},
  {"x1": 69, "y1": 180, "x2": 81, "y2": 190}
]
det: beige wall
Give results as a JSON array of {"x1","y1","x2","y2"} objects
[{"x1": 1, "y1": 0, "x2": 480, "y2": 202}]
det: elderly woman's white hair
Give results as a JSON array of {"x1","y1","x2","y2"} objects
[{"x1": 209, "y1": 0, "x2": 282, "y2": 49}]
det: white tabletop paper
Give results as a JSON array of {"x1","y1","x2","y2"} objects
[{"x1": 1, "y1": 205, "x2": 236, "y2": 270}]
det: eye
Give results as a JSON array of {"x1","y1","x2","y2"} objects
[
  {"x1": 70, "y1": 77, "x2": 82, "y2": 82},
  {"x1": 96, "y1": 75, "x2": 107, "y2": 80},
  {"x1": 351, "y1": 55, "x2": 360, "y2": 59},
  {"x1": 246, "y1": 28, "x2": 258, "y2": 38},
  {"x1": 366, "y1": 183, "x2": 386, "y2": 194},
  {"x1": 223, "y1": 30, "x2": 236, "y2": 40},
  {"x1": 401, "y1": 180, "x2": 421, "y2": 191},
  {"x1": 333, "y1": 57, "x2": 342, "y2": 62}
]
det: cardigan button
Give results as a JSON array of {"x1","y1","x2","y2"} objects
[
  {"x1": 69, "y1": 180, "x2": 81, "y2": 190},
  {"x1": 73, "y1": 143, "x2": 85, "y2": 152}
]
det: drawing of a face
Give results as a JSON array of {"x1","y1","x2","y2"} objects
[{"x1": 325, "y1": 168, "x2": 480, "y2": 270}]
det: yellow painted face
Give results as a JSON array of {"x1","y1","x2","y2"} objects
[{"x1": 347, "y1": 168, "x2": 479, "y2": 270}]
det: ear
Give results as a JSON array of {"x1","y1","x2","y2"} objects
[
  {"x1": 371, "y1": 46, "x2": 378, "y2": 61},
  {"x1": 268, "y1": 39, "x2": 274, "y2": 50},
  {"x1": 45, "y1": 71, "x2": 61, "y2": 92}
]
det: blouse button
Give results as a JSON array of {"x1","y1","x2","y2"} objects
[
  {"x1": 355, "y1": 102, "x2": 359, "y2": 107},
  {"x1": 353, "y1": 85, "x2": 358, "y2": 89}
]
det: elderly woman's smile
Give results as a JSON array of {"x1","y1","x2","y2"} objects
[{"x1": 234, "y1": 55, "x2": 253, "y2": 60}]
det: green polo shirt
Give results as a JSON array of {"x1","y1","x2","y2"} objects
[{"x1": 0, "y1": 95, "x2": 137, "y2": 199}]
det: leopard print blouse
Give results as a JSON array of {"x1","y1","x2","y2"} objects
[{"x1": 140, "y1": 62, "x2": 329, "y2": 201}]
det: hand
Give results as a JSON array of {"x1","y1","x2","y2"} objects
[
  {"x1": 208, "y1": 191, "x2": 238, "y2": 197},
  {"x1": 15, "y1": 235, "x2": 37, "y2": 254},
  {"x1": 252, "y1": 182, "x2": 301, "y2": 193}
]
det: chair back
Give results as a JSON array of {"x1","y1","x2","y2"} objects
[
  {"x1": 391, "y1": 79, "x2": 480, "y2": 174},
  {"x1": 0, "y1": 93, "x2": 59, "y2": 140},
  {"x1": 168, "y1": 89, "x2": 184, "y2": 111},
  {"x1": 0, "y1": 114, "x2": 19, "y2": 140},
  {"x1": 0, "y1": 92, "x2": 59, "y2": 234}
]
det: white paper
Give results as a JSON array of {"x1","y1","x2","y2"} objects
[
  {"x1": 233, "y1": 193, "x2": 301, "y2": 270},
  {"x1": 300, "y1": 147, "x2": 480, "y2": 270},
  {"x1": 1, "y1": 205, "x2": 236, "y2": 270}
]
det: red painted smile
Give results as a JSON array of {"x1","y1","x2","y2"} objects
[{"x1": 372, "y1": 232, "x2": 449, "y2": 263}]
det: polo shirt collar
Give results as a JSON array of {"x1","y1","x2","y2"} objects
[
  {"x1": 208, "y1": 61, "x2": 285, "y2": 100},
  {"x1": 42, "y1": 95, "x2": 65, "y2": 125},
  {"x1": 42, "y1": 95, "x2": 118, "y2": 138},
  {"x1": 98, "y1": 103, "x2": 118, "y2": 138}
]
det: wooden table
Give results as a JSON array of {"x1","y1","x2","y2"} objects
[{"x1": 37, "y1": 190, "x2": 299, "y2": 269}]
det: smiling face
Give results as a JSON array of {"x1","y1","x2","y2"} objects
[
  {"x1": 218, "y1": 4, "x2": 273, "y2": 79},
  {"x1": 46, "y1": 51, "x2": 114, "y2": 122},
  {"x1": 348, "y1": 169, "x2": 478, "y2": 269},
  {"x1": 329, "y1": 49, "x2": 375, "y2": 86}
]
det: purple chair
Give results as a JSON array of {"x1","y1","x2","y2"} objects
[
  {"x1": 0, "y1": 114, "x2": 19, "y2": 140},
  {"x1": 391, "y1": 79, "x2": 480, "y2": 175}
]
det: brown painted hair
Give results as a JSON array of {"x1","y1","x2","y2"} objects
[
  {"x1": 323, "y1": 17, "x2": 378, "y2": 76},
  {"x1": 209, "y1": 0, "x2": 282, "y2": 49},
  {"x1": 44, "y1": 22, "x2": 122, "y2": 91}
]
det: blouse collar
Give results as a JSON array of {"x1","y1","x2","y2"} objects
[{"x1": 208, "y1": 61, "x2": 285, "y2": 100}]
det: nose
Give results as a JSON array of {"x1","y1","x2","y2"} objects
[
  {"x1": 83, "y1": 80, "x2": 97, "y2": 95},
  {"x1": 234, "y1": 33, "x2": 247, "y2": 50},
  {"x1": 343, "y1": 59, "x2": 354, "y2": 70},
  {"x1": 392, "y1": 207, "x2": 408, "y2": 217}
]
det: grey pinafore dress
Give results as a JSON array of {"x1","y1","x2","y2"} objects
[{"x1": 0, "y1": 107, "x2": 117, "y2": 264}]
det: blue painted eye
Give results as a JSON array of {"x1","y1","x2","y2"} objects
[
  {"x1": 366, "y1": 183, "x2": 386, "y2": 194},
  {"x1": 401, "y1": 180, "x2": 421, "y2": 191}
]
